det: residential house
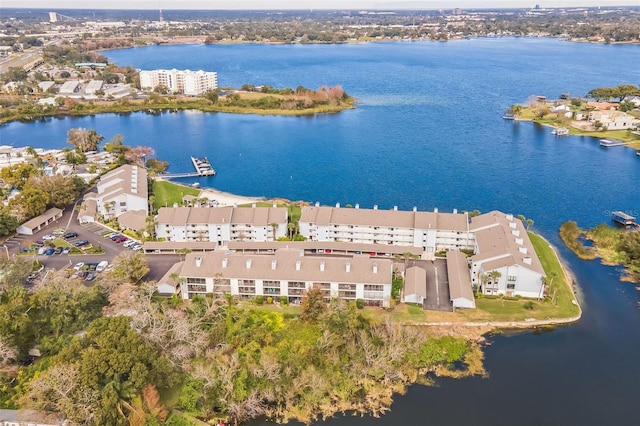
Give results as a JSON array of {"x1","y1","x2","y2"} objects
[{"x1": 588, "y1": 110, "x2": 640, "y2": 130}]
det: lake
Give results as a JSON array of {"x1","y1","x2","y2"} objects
[{"x1": 1, "y1": 38, "x2": 639, "y2": 425}]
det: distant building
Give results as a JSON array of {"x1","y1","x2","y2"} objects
[
  {"x1": 139, "y1": 69, "x2": 218, "y2": 96},
  {"x1": 58, "y1": 80, "x2": 81, "y2": 95},
  {"x1": 84, "y1": 80, "x2": 104, "y2": 95}
]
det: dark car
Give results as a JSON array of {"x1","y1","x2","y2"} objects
[
  {"x1": 74, "y1": 239, "x2": 89, "y2": 247},
  {"x1": 110, "y1": 234, "x2": 124, "y2": 241},
  {"x1": 63, "y1": 232, "x2": 78, "y2": 239},
  {"x1": 54, "y1": 247, "x2": 64, "y2": 254},
  {"x1": 44, "y1": 248, "x2": 55, "y2": 255}
]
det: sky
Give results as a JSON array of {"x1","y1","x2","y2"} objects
[{"x1": 1, "y1": 0, "x2": 639, "y2": 10}]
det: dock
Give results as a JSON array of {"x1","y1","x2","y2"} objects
[
  {"x1": 599, "y1": 139, "x2": 635, "y2": 147},
  {"x1": 160, "y1": 156, "x2": 216, "y2": 179},
  {"x1": 191, "y1": 156, "x2": 216, "y2": 176},
  {"x1": 611, "y1": 211, "x2": 637, "y2": 228},
  {"x1": 552, "y1": 127, "x2": 569, "y2": 136}
]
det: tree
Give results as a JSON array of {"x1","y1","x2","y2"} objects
[
  {"x1": 526, "y1": 218, "x2": 534, "y2": 229},
  {"x1": 125, "y1": 146, "x2": 155, "y2": 167},
  {"x1": 0, "y1": 67, "x2": 28, "y2": 83},
  {"x1": 108, "y1": 251, "x2": 150, "y2": 284},
  {"x1": 145, "y1": 158, "x2": 168, "y2": 173},
  {"x1": 67, "y1": 128, "x2": 104, "y2": 153},
  {"x1": 205, "y1": 90, "x2": 219, "y2": 103},
  {"x1": 300, "y1": 285, "x2": 325, "y2": 323},
  {"x1": 0, "y1": 211, "x2": 18, "y2": 237},
  {"x1": 0, "y1": 163, "x2": 38, "y2": 189},
  {"x1": 12, "y1": 187, "x2": 49, "y2": 218},
  {"x1": 24, "y1": 174, "x2": 81, "y2": 208}
]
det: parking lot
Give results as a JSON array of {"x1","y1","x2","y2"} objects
[
  {"x1": 405, "y1": 258, "x2": 453, "y2": 312},
  {"x1": 3, "y1": 205, "x2": 178, "y2": 284}
]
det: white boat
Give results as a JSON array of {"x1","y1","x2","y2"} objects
[{"x1": 552, "y1": 127, "x2": 569, "y2": 136}]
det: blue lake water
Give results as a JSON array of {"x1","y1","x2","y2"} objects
[{"x1": 1, "y1": 38, "x2": 639, "y2": 425}]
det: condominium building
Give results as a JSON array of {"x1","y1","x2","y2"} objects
[
  {"x1": 469, "y1": 211, "x2": 545, "y2": 298},
  {"x1": 299, "y1": 204, "x2": 474, "y2": 252},
  {"x1": 166, "y1": 249, "x2": 393, "y2": 307},
  {"x1": 155, "y1": 206, "x2": 288, "y2": 245},
  {"x1": 82, "y1": 164, "x2": 148, "y2": 220},
  {"x1": 139, "y1": 69, "x2": 218, "y2": 96}
]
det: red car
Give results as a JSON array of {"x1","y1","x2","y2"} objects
[{"x1": 114, "y1": 236, "x2": 128, "y2": 243}]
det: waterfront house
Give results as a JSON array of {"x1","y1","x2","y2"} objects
[
  {"x1": 469, "y1": 211, "x2": 545, "y2": 298},
  {"x1": 588, "y1": 110, "x2": 640, "y2": 130},
  {"x1": 167, "y1": 249, "x2": 393, "y2": 307}
]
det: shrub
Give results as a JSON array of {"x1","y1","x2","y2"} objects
[
  {"x1": 524, "y1": 301, "x2": 535, "y2": 310},
  {"x1": 280, "y1": 296, "x2": 289, "y2": 305},
  {"x1": 266, "y1": 296, "x2": 273, "y2": 304},
  {"x1": 255, "y1": 295, "x2": 264, "y2": 305},
  {"x1": 355, "y1": 298, "x2": 364, "y2": 309}
]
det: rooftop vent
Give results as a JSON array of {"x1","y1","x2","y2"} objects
[
  {"x1": 222, "y1": 258, "x2": 228, "y2": 268},
  {"x1": 373, "y1": 263, "x2": 378, "y2": 274},
  {"x1": 346, "y1": 262, "x2": 351, "y2": 272},
  {"x1": 320, "y1": 261, "x2": 325, "y2": 272},
  {"x1": 195, "y1": 257, "x2": 202, "y2": 267},
  {"x1": 271, "y1": 260, "x2": 277, "y2": 270},
  {"x1": 296, "y1": 260, "x2": 301, "y2": 271},
  {"x1": 246, "y1": 259, "x2": 252, "y2": 269}
]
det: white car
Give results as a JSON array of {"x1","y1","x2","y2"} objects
[
  {"x1": 73, "y1": 262, "x2": 85, "y2": 271},
  {"x1": 42, "y1": 234, "x2": 56, "y2": 241},
  {"x1": 96, "y1": 261, "x2": 109, "y2": 272}
]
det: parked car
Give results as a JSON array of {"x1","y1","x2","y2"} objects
[
  {"x1": 110, "y1": 234, "x2": 124, "y2": 241},
  {"x1": 38, "y1": 247, "x2": 47, "y2": 255},
  {"x1": 73, "y1": 262, "x2": 85, "y2": 271},
  {"x1": 96, "y1": 261, "x2": 109, "y2": 272},
  {"x1": 123, "y1": 240, "x2": 136, "y2": 248},
  {"x1": 44, "y1": 248, "x2": 55, "y2": 255},
  {"x1": 62, "y1": 247, "x2": 71, "y2": 255},
  {"x1": 42, "y1": 234, "x2": 56, "y2": 241},
  {"x1": 80, "y1": 244, "x2": 93, "y2": 251},
  {"x1": 84, "y1": 272, "x2": 97, "y2": 282},
  {"x1": 74, "y1": 240, "x2": 89, "y2": 247},
  {"x1": 114, "y1": 236, "x2": 128, "y2": 243},
  {"x1": 131, "y1": 244, "x2": 142, "y2": 251},
  {"x1": 63, "y1": 232, "x2": 78, "y2": 239},
  {"x1": 54, "y1": 247, "x2": 64, "y2": 254},
  {"x1": 52, "y1": 228, "x2": 65, "y2": 236}
]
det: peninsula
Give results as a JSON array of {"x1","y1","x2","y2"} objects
[{"x1": 505, "y1": 85, "x2": 640, "y2": 151}]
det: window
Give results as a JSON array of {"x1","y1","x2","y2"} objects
[
  {"x1": 187, "y1": 277, "x2": 206, "y2": 284},
  {"x1": 187, "y1": 284, "x2": 206, "y2": 292},
  {"x1": 507, "y1": 283, "x2": 516, "y2": 290}
]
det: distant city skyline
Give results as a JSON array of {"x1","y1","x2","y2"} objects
[{"x1": 1, "y1": 0, "x2": 638, "y2": 10}]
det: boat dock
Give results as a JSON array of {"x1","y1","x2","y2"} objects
[
  {"x1": 611, "y1": 211, "x2": 638, "y2": 228},
  {"x1": 552, "y1": 127, "x2": 569, "y2": 136},
  {"x1": 190, "y1": 156, "x2": 216, "y2": 176},
  {"x1": 160, "y1": 156, "x2": 216, "y2": 179},
  {"x1": 599, "y1": 139, "x2": 635, "y2": 147}
]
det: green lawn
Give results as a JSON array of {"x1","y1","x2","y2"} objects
[{"x1": 153, "y1": 180, "x2": 200, "y2": 211}]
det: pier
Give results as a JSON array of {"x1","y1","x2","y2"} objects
[
  {"x1": 611, "y1": 211, "x2": 637, "y2": 228},
  {"x1": 599, "y1": 139, "x2": 635, "y2": 148},
  {"x1": 160, "y1": 156, "x2": 216, "y2": 179}
]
